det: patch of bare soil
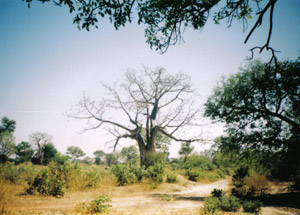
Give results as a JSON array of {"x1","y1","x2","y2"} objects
[{"x1": 7, "y1": 177, "x2": 300, "y2": 215}]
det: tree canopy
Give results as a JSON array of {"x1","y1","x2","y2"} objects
[
  {"x1": 23, "y1": 0, "x2": 280, "y2": 61},
  {"x1": 204, "y1": 58, "x2": 300, "y2": 179},
  {"x1": 66, "y1": 145, "x2": 86, "y2": 161},
  {"x1": 69, "y1": 67, "x2": 205, "y2": 165},
  {"x1": 0, "y1": 117, "x2": 16, "y2": 162}
]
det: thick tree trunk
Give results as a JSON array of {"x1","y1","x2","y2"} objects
[{"x1": 137, "y1": 136, "x2": 155, "y2": 167}]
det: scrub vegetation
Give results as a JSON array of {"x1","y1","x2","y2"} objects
[{"x1": 1, "y1": 57, "x2": 299, "y2": 214}]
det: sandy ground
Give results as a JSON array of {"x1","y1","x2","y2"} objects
[{"x1": 6, "y1": 176, "x2": 300, "y2": 215}]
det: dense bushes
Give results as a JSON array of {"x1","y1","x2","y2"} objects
[
  {"x1": 232, "y1": 166, "x2": 270, "y2": 197},
  {"x1": 25, "y1": 161, "x2": 105, "y2": 197},
  {"x1": 243, "y1": 200, "x2": 263, "y2": 213},
  {"x1": 166, "y1": 171, "x2": 178, "y2": 183},
  {"x1": 112, "y1": 164, "x2": 138, "y2": 186},
  {"x1": 202, "y1": 195, "x2": 262, "y2": 214}
]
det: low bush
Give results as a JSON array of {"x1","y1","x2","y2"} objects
[
  {"x1": 220, "y1": 196, "x2": 241, "y2": 212},
  {"x1": 84, "y1": 166, "x2": 104, "y2": 188},
  {"x1": 111, "y1": 164, "x2": 137, "y2": 186},
  {"x1": 166, "y1": 171, "x2": 178, "y2": 183},
  {"x1": 202, "y1": 197, "x2": 221, "y2": 214},
  {"x1": 131, "y1": 166, "x2": 149, "y2": 182},
  {"x1": 75, "y1": 194, "x2": 111, "y2": 214},
  {"x1": 26, "y1": 166, "x2": 66, "y2": 197},
  {"x1": 148, "y1": 163, "x2": 164, "y2": 185},
  {"x1": 243, "y1": 200, "x2": 263, "y2": 213},
  {"x1": 186, "y1": 168, "x2": 204, "y2": 182}
]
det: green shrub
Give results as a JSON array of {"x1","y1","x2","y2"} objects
[
  {"x1": 243, "y1": 200, "x2": 263, "y2": 213},
  {"x1": 232, "y1": 166, "x2": 249, "y2": 189},
  {"x1": 186, "y1": 168, "x2": 204, "y2": 182},
  {"x1": 26, "y1": 164, "x2": 66, "y2": 197},
  {"x1": 211, "y1": 189, "x2": 224, "y2": 198},
  {"x1": 202, "y1": 197, "x2": 221, "y2": 214},
  {"x1": 166, "y1": 171, "x2": 178, "y2": 183},
  {"x1": 111, "y1": 164, "x2": 137, "y2": 186},
  {"x1": 183, "y1": 155, "x2": 215, "y2": 171},
  {"x1": 220, "y1": 196, "x2": 241, "y2": 212},
  {"x1": 207, "y1": 172, "x2": 220, "y2": 182},
  {"x1": 75, "y1": 194, "x2": 111, "y2": 214},
  {"x1": 217, "y1": 169, "x2": 226, "y2": 178},
  {"x1": 131, "y1": 166, "x2": 149, "y2": 182},
  {"x1": 148, "y1": 163, "x2": 164, "y2": 185},
  {"x1": 84, "y1": 167, "x2": 104, "y2": 188}
]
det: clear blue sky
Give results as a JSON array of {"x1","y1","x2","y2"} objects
[{"x1": 0, "y1": 0, "x2": 299, "y2": 158}]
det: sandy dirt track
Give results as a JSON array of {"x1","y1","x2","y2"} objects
[{"x1": 8, "y1": 177, "x2": 300, "y2": 215}]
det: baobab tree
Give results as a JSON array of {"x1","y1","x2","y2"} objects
[
  {"x1": 70, "y1": 67, "x2": 206, "y2": 165},
  {"x1": 29, "y1": 132, "x2": 53, "y2": 164}
]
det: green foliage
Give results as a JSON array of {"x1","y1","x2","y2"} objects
[
  {"x1": 182, "y1": 155, "x2": 216, "y2": 171},
  {"x1": 220, "y1": 196, "x2": 241, "y2": 212},
  {"x1": 105, "y1": 153, "x2": 118, "y2": 166},
  {"x1": 166, "y1": 171, "x2": 178, "y2": 183},
  {"x1": 93, "y1": 150, "x2": 105, "y2": 165},
  {"x1": 76, "y1": 194, "x2": 111, "y2": 214},
  {"x1": 42, "y1": 143, "x2": 58, "y2": 165},
  {"x1": 0, "y1": 131, "x2": 16, "y2": 162},
  {"x1": 0, "y1": 117, "x2": 16, "y2": 133},
  {"x1": 185, "y1": 168, "x2": 204, "y2": 182},
  {"x1": 202, "y1": 197, "x2": 221, "y2": 215},
  {"x1": 84, "y1": 166, "x2": 104, "y2": 188},
  {"x1": 232, "y1": 166, "x2": 249, "y2": 189},
  {"x1": 89, "y1": 195, "x2": 112, "y2": 213},
  {"x1": 15, "y1": 141, "x2": 34, "y2": 164},
  {"x1": 242, "y1": 200, "x2": 263, "y2": 213},
  {"x1": 144, "y1": 152, "x2": 166, "y2": 168},
  {"x1": 0, "y1": 163, "x2": 22, "y2": 184},
  {"x1": 179, "y1": 142, "x2": 194, "y2": 162},
  {"x1": 205, "y1": 59, "x2": 300, "y2": 183},
  {"x1": 147, "y1": 163, "x2": 164, "y2": 185},
  {"x1": 121, "y1": 146, "x2": 139, "y2": 167},
  {"x1": 111, "y1": 163, "x2": 137, "y2": 186},
  {"x1": 26, "y1": 164, "x2": 66, "y2": 197},
  {"x1": 66, "y1": 145, "x2": 85, "y2": 161},
  {"x1": 23, "y1": 0, "x2": 278, "y2": 56},
  {"x1": 211, "y1": 189, "x2": 224, "y2": 198},
  {"x1": 131, "y1": 166, "x2": 149, "y2": 182}
]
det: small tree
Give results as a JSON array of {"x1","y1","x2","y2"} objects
[
  {"x1": 66, "y1": 145, "x2": 86, "y2": 162},
  {"x1": 105, "y1": 153, "x2": 118, "y2": 166},
  {"x1": 42, "y1": 143, "x2": 58, "y2": 165},
  {"x1": 29, "y1": 132, "x2": 53, "y2": 164},
  {"x1": 179, "y1": 142, "x2": 194, "y2": 163},
  {"x1": 121, "y1": 146, "x2": 139, "y2": 167},
  {"x1": 0, "y1": 131, "x2": 15, "y2": 162},
  {"x1": 0, "y1": 117, "x2": 16, "y2": 162},
  {"x1": 0, "y1": 117, "x2": 16, "y2": 133},
  {"x1": 15, "y1": 141, "x2": 34, "y2": 164},
  {"x1": 94, "y1": 150, "x2": 106, "y2": 165}
]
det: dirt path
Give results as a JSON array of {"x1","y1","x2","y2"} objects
[{"x1": 8, "y1": 177, "x2": 300, "y2": 215}]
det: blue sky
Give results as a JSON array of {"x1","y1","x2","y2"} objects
[{"x1": 0, "y1": 0, "x2": 299, "y2": 158}]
